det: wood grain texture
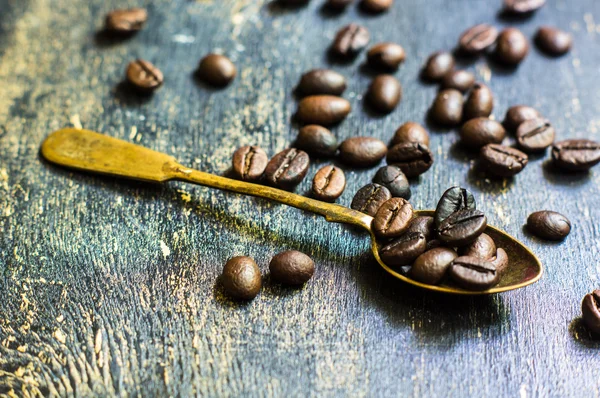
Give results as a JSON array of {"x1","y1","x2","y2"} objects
[{"x1": 1, "y1": 0, "x2": 600, "y2": 396}]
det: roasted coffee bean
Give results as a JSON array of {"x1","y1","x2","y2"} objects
[
  {"x1": 232, "y1": 145, "x2": 268, "y2": 181},
  {"x1": 331, "y1": 24, "x2": 370, "y2": 58},
  {"x1": 438, "y1": 209, "x2": 487, "y2": 247},
  {"x1": 339, "y1": 137, "x2": 387, "y2": 167},
  {"x1": 264, "y1": 148, "x2": 310, "y2": 188},
  {"x1": 504, "y1": 0, "x2": 545, "y2": 14},
  {"x1": 351, "y1": 183, "x2": 392, "y2": 216},
  {"x1": 391, "y1": 122, "x2": 430, "y2": 147},
  {"x1": 516, "y1": 118, "x2": 555, "y2": 152},
  {"x1": 406, "y1": 216, "x2": 435, "y2": 241},
  {"x1": 105, "y1": 8, "x2": 147, "y2": 34},
  {"x1": 460, "y1": 118, "x2": 506, "y2": 150},
  {"x1": 527, "y1": 210, "x2": 571, "y2": 240},
  {"x1": 480, "y1": 144, "x2": 528, "y2": 177},
  {"x1": 221, "y1": 256, "x2": 261, "y2": 300},
  {"x1": 535, "y1": 26, "x2": 573, "y2": 55},
  {"x1": 327, "y1": 0, "x2": 353, "y2": 8},
  {"x1": 297, "y1": 95, "x2": 351, "y2": 125},
  {"x1": 367, "y1": 75, "x2": 402, "y2": 113},
  {"x1": 426, "y1": 239, "x2": 443, "y2": 250},
  {"x1": 270, "y1": 250, "x2": 315, "y2": 286},
  {"x1": 386, "y1": 143, "x2": 434, "y2": 178},
  {"x1": 496, "y1": 28, "x2": 529, "y2": 65},
  {"x1": 126, "y1": 59, "x2": 163, "y2": 93},
  {"x1": 296, "y1": 125, "x2": 338, "y2": 157},
  {"x1": 297, "y1": 69, "x2": 347, "y2": 96},
  {"x1": 490, "y1": 248, "x2": 509, "y2": 275},
  {"x1": 459, "y1": 233, "x2": 496, "y2": 259},
  {"x1": 312, "y1": 165, "x2": 346, "y2": 202},
  {"x1": 372, "y1": 165, "x2": 411, "y2": 199},
  {"x1": 449, "y1": 256, "x2": 499, "y2": 291},
  {"x1": 360, "y1": 0, "x2": 393, "y2": 13},
  {"x1": 464, "y1": 83, "x2": 494, "y2": 120},
  {"x1": 422, "y1": 51, "x2": 455, "y2": 81},
  {"x1": 373, "y1": 198, "x2": 414, "y2": 238},
  {"x1": 581, "y1": 290, "x2": 600, "y2": 335},
  {"x1": 411, "y1": 247, "x2": 458, "y2": 285},
  {"x1": 504, "y1": 105, "x2": 541, "y2": 132},
  {"x1": 552, "y1": 139, "x2": 600, "y2": 171},
  {"x1": 459, "y1": 24, "x2": 499, "y2": 53},
  {"x1": 434, "y1": 186, "x2": 476, "y2": 228},
  {"x1": 430, "y1": 89, "x2": 464, "y2": 126},
  {"x1": 441, "y1": 70, "x2": 475, "y2": 92},
  {"x1": 367, "y1": 43, "x2": 406, "y2": 70},
  {"x1": 379, "y1": 232, "x2": 427, "y2": 266},
  {"x1": 197, "y1": 54, "x2": 237, "y2": 86}
]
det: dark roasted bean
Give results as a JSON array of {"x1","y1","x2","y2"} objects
[
  {"x1": 434, "y1": 186, "x2": 476, "y2": 228},
  {"x1": 426, "y1": 239, "x2": 443, "y2": 250},
  {"x1": 582, "y1": 290, "x2": 600, "y2": 335},
  {"x1": 327, "y1": 0, "x2": 354, "y2": 8},
  {"x1": 197, "y1": 54, "x2": 237, "y2": 86},
  {"x1": 490, "y1": 248, "x2": 509, "y2": 275},
  {"x1": 126, "y1": 59, "x2": 163, "y2": 93},
  {"x1": 297, "y1": 95, "x2": 351, "y2": 125},
  {"x1": 351, "y1": 183, "x2": 392, "y2": 216},
  {"x1": 270, "y1": 250, "x2": 315, "y2": 286},
  {"x1": 535, "y1": 26, "x2": 573, "y2": 55},
  {"x1": 449, "y1": 256, "x2": 499, "y2": 291},
  {"x1": 264, "y1": 148, "x2": 310, "y2": 188},
  {"x1": 503, "y1": 105, "x2": 541, "y2": 132},
  {"x1": 459, "y1": 233, "x2": 496, "y2": 259},
  {"x1": 504, "y1": 0, "x2": 546, "y2": 14},
  {"x1": 379, "y1": 232, "x2": 427, "y2": 266},
  {"x1": 297, "y1": 69, "x2": 347, "y2": 96},
  {"x1": 438, "y1": 209, "x2": 487, "y2": 247},
  {"x1": 430, "y1": 89, "x2": 464, "y2": 126},
  {"x1": 386, "y1": 143, "x2": 434, "y2": 178},
  {"x1": 372, "y1": 165, "x2": 411, "y2": 199},
  {"x1": 551, "y1": 139, "x2": 600, "y2": 171},
  {"x1": 464, "y1": 83, "x2": 494, "y2": 120},
  {"x1": 367, "y1": 75, "x2": 402, "y2": 113},
  {"x1": 406, "y1": 216, "x2": 435, "y2": 241},
  {"x1": 480, "y1": 144, "x2": 528, "y2": 177},
  {"x1": 339, "y1": 137, "x2": 387, "y2": 167},
  {"x1": 360, "y1": 0, "x2": 393, "y2": 13},
  {"x1": 105, "y1": 8, "x2": 147, "y2": 34},
  {"x1": 422, "y1": 52, "x2": 455, "y2": 81},
  {"x1": 459, "y1": 24, "x2": 499, "y2": 53},
  {"x1": 331, "y1": 24, "x2": 370, "y2": 58},
  {"x1": 516, "y1": 118, "x2": 555, "y2": 152},
  {"x1": 296, "y1": 125, "x2": 338, "y2": 157},
  {"x1": 312, "y1": 165, "x2": 346, "y2": 202},
  {"x1": 441, "y1": 70, "x2": 475, "y2": 92},
  {"x1": 221, "y1": 256, "x2": 261, "y2": 300},
  {"x1": 391, "y1": 122, "x2": 430, "y2": 147},
  {"x1": 527, "y1": 210, "x2": 571, "y2": 240},
  {"x1": 496, "y1": 28, "x2": 529, "y2": 65},
  {"x1": 367, "y1": 43, "x2": 406, "y2": 70},
  {"x1": 411, "y1": 247, "x2": 458, "y2": 285},
  {"x1": 372, "y1": 198, "x2": 413, "y2": 238},
  {"x1": 460, "y1": 118, "x2": 506, "y2": 150},
  {"x1": 232, "y1": 145, "x2": 268, "y2": 181}
]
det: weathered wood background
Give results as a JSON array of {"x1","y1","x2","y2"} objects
[{"x1": 1, "y1": 0, "x2": 600, "y2": 396}]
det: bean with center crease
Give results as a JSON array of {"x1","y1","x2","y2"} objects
[
  {"x1": 372, "y1": 198, "x2": 413, "y2": 238},
  {"x1": 449, "y1": 256, "x2": 499, "y2": 291},
  {"x1": 504, "y1": 105, "x2": 541, "y2": 133},
  {"x1": 551, "y1": 139, "x2": 600, "y2": 171},
  {"x1": 516, "y1": 118, "x2": 555, "y2": 152},
  {"x1": 105, "y1": 8, "x2": 147, "y2": 34},
  {"x1": 386, "y1": 143, "x2": 434, "y2": 178},
  {"x1": 263, "y1": 148, "x2": 310, "y2": 188},
  {"x1": 459, "y1": 24, "x2": 498, "y2": 53},
  {"x1": 126, "y1": 59, "x2": 163, "y2": 93},
  {"x1": 351, "y1": 183, "x2": 392, "y2": 216},
  {"x1": 312, "y1": 165, "x2": 346, "y2": 202},
  {"x1": 331, "y1": 24, "x2": 370, "y2": 58},
  {"x1": 232, "y1": 145, "x2": 268, "y2": 181},
  {"x1": 379, "y1": 232, "x2": 427, "y2": 266},
  {"x1": 437, "y1": 209, "x2": 487, "y2": 247},
  {"x1": 434, "y1": 186, "x2": 476, "y2": 228},
  {"x1": 479, "y1": 144, "x2": 528, "y2": 177}
]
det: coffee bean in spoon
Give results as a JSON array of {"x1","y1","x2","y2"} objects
[
  {"x1": 437, "y1": 209, "x2": 487, "y2": 247},
  {"x1": 372, "y1": 198, "x2": 413, "y2": 238},
  {"x1": 460, "y1": 118, "x2": 506, "y2": 150},
  {"x1": 126, "y1": 59, "x2": 163, "y2": 93},
  {"x1": 312, "y1": 165, "x2": 346, "y2": 202},
  {"x1": 232, "y1": 145, "x2": 268, "y2": 181},
  {"x1": 386, "y1": 143, "x2": 434, "y2": 178},
  {"x1": 197, "y1": 54, "x2": 237, "y2": 87},
  {"x1": 372, "y1": 165, "x2": 411, "y2": 199},
  {"x1": 479, "y1": 144, "x2": 528, "y2": 178},
  {"x1": 391, "y1": 122, "x2": 430, "y2": 147},
  {"x1": 458, "y1": 233, "x2": 496, "y2": 259},
  {"x1": 270, "y1": 250, "x2": 315, "y2": 286},
  {"x1": 296, "y1": 95, "x2": 351, "y2": 126},
  {"x1": 297, "y1": 69, "x2": 347, "y2": 96},
  {"x1": 406, "y1": 216, "x2": 435, "y2": 241},
  {"x1": 339, "y1": 137, "x2": 387, "y2": 167},
  {"x1": 105, "y1": 8, "x2": 147, "y2": 34},
  {"x1": 263, "y1": 148, "x2": 310, "y2": 188},
  {"x1": 448, "y1": 256, "x2": 499, "y2": 291},
  {"x1": 331, "y1": 24, "x2": 370, "y2": 58},
  {"x1": 367, "y1": 75, "x2": 402, "y2": 113},
  {"x1": 430, "y1": 89, "x2": 464, "y2": 126},
  {"x1": 441, "y1": 70, "x2": 475, "y2": 92},
  {"x1": 464, "y1": 83, "x2": 494, "y2": 120},
  {"x1": 581, "y1": 290, "x2": 600, "y2": 335},
  {"x1": 351, "y1": 183, "x2": 392, "y2": 216},
  {"x1": 411, "y1": 247, "x2": 458, "y2": 285},
  {"x1": 221, "y1": 256, "x2": 262, "y2": 300},
  {"x1": 551, "y1": 139, "x2": 600, "y2": 171},
  {"x1": 367, "y1": 43, "x2": 406, "y2": 70},
  {"x1": 434, "y1": 186, "x2": 476, "y2": 228},
  {"x1": 516, "y1": 118, "x2": 555, "y2": 152},
  {"x1": 295, "y1": 125, "x2": 338, "y2": 157},
  {"x1": 504, "y1": 105, "x2": 541, "y2": 133},
  {"x1": 535, "y1": 26, "x2": 573, "y2": 56},
  {"x1": 422, "y1": 52, "x2": 455, "y2": 81},
  {"x1": 495, "y1": 28, "x2": 529, "y2": 65},
  {"x1": 526, "y1": 210, "x2": 571, "y2": 240},
  {"x1": 490, "y1": 248, "x2": 509, "y2": 275},
  {"x1": 379, "y1": 232, "x2": 427, "y2": 266},
  {"x1": 458, "y1": 24, "x2": 498, "y2": 54}
]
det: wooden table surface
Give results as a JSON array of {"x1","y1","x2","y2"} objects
[{"x1": 1, "y1": 0, "x2": 600, "y2": 396}]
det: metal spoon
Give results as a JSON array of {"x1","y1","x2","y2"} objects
[{"x1": 41, "y1": 128, "x2": 543, "y2": 295}]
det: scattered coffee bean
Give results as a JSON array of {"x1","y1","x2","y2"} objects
[
  {"x1": 504, "y1": 0, "x2": 545, "y2": 14},
  {"x1": 386, "y1": 143, "x2": 434, "y2": 178},
  {"x1": 406, "y1": 216, "x2": 435, "y2": 241},
  {"x1": 339, "y1": 137, "x2": 387, "y2": 167},
  {"x1": 297, "y1": 95, "x2": 351, "y2": 125},
  {"x1": 360, "y1": 0, "x2": 393, "y2": 13},
  {"x1": 464, "y1": 83, "x2": 494, "y2": 120},
  {"x1": 312, "y1": 165, "x2": 346, "y2": 202},
  {"x1": 367, "y1": 43, "x2": 406, "y2": 70},
  {"x1": 449, "y1": 256, "x2": 499, "y2": 291},
  {"x1": 197, "y1": 54, "x2": 237, "y2": 87},
  {"x1": 551, "y1": 139, "x2": 600, "y2": 171},
  {"x1": 434, "y1": 186, "x2": 476, "y2": 228},
  {"x1": 460, "y1": 118, "x2": 506, "y2": 150},
  {"x1": 438, "y1": 209, "x2": 487, "y2": 247},
  {"x1": 516, "y1": 118, "x2": 555, "y2": 152},
  {"x1": 527, "y1": 210, "x2": 571, "y2": 240},
  {"x1": 296, "y1": 125, "x2": 338, "y2": 157},
  {"x1": 422, "y1": 52, "x2": 455, "y2": 81},
  {"x1": 331, "y1": 24, "x2": 370, "y2": 58},
  {"x1": 441, "y1": 70, "x2": 475, "y2": 92},
  {"x1": 504, "y1": 105, "x2": 541, "y2": 133},
  {"x1": 459, "y1": 24, "x2": 499, "y2": 53},
  {"x1": 367, "y1": 75, "x2": 402, "y2": 113},
  {"x1": 232, "y1": 145, "x2": 268, "y2": 181},
  {"x1": 581, "y1": 290, "x2": 600, "y2": 335},
  {"x1": 221, "y1": 256, "x2": 262, "y2": 300},
  {"x1": 391, "y1": 122, "x2": 430, "y2": 147},
  {"x1": 327, "y1": 0, "x2": 353, "y2": 8},
  {"x1": 496, "y1": 28, "x2": 529, "y2": 65},
  {"x1": 490, "y1": 248, "x2": 509, "y2": 275},
  {"x1": 411, "y1": 247, "x2": 458, "y2": 285},
  {"x1": 430, "y1": 89, "x2": 464, "y2": 126},
  {"x1": 351, "y1": 183, "x2": 392, "y2": 216},
  {"x1": 264, "y1": 148, "x2": 310, "y2": 188},
  {"x1": 126, "y1": 59, "x2": 163, "y2": 93},
  {"x1": 372, "y1": 165, "x2": 411, "y2": 199},
  {"x1": 105, "y1": 8, "x2": 147, "y2": 34},
  {"x1": 480, "y1": 144, "x2": 528, "y2": 177},
  {"x1": 270, "y1": 250, "x2": 315, "y2": 286},
  {"x1": 297, "y1": 69, "x2": 347, "y2": 96},
  {"x1": 459, "y1": 233, "x2": 496, "y2": 259},
  {"x1": 373, "y1": 198, "x2": 414, "y2": 238},
  {"x1": 379, "y1": 232, "x2": 427, "y2": 266},
  {"x1": 535, "y1": 26, "x2": 573, "y2": 55}
]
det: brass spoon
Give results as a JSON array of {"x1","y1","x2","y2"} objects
[{"x1": 41, "y1": 128, "x2": 543, "y2": 295}]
